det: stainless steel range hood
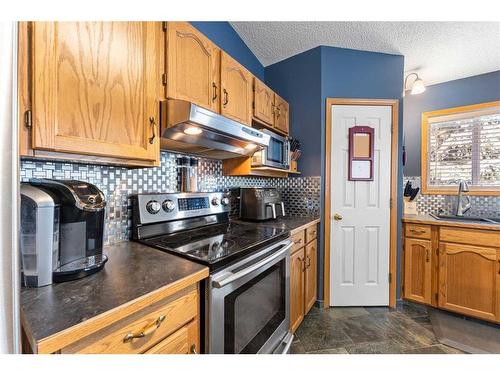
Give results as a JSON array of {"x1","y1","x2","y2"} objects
[{"x1": 160, "y1": 99, "x2": 270, "y2": 159}]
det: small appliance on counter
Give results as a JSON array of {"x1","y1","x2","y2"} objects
[
  {"x1": 20, "y1": 184, "x2": 60, "y2": 287},
  {"x1": 21, "y1": 179, "x2": 108, "y2": 285},
  {"x1": 239, "y1": 187, "x2": 286, "y2": 221},
  {"x1": 403, "y1": 180, "x2": 420, "y2": 215}
]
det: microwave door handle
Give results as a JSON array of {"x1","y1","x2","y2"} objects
[{"x1": 212, "y1": 242, "x2": 292, "y2": 288}]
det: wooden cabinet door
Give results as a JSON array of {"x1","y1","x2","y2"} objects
[
  {"x1": 304, "y1": 239, "x2": 317, "y2": 314},
  {"x1": 220, "y1": 51, "x2": 253, "y2": 125},
  {"x1": 274, "y1": 93, "x2": 289, "y2": 134},
  {"x1": 253, "y1": 77, "x2": 274, "y2": 126},
  {"x1": 404, "y1": 238, "x2": 432, "y2": 304},
  {"x1": 31, "y1": 22, "x2": 162, "y2": 162},
  {"x1": 166, "y1": 22, "x2": 220, "y2": 112},
  {"x1": 145, "y1": 320, "x2": 198, "y2": 354},
  {"x1": 439, "y1": 243, "x2": 499, "y2": 322},
  {"x1": 290, "y1": 248, "x2": 305, "y2": 333}
]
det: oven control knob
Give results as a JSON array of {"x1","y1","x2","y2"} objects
[
  {"x1": 221, "y1": 197, "x2": 230, "y2": 206},
  {"x1": 162, "y1": 199, "x2": 175, "y2": 212},
  {"x1": 211, "y1": 197, "x2": 220, "y2": 206},
  {"x1": 146, "y1": 200, "x2": 161, "y2": 214}
]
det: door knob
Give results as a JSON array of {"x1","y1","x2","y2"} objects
[{"x1": 333, "y1": 213, "x2": 343, "y2": 221}]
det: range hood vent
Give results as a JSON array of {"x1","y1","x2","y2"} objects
[{"x1": 160, "y1": 99, "x2": 270, "y2": 159}]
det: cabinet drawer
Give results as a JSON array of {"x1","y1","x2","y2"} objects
[
  {"x1": 291, "y1": 231, "x2": 305, "y2": 253},
  {"x1": 306, "y1": 224, "x2": 318, "y2": 244},
  {"x1": 440, "y1": 227, "x2": 500, "y2": 248},
  {"x1": 145, "y1": 319, "x2": 198, "y2": 354},
  {"x1": 405, "y1": 224, "x2": 431, "y2": 239},
  {"x1": 62, "y1": 287, "x2": 198, "y2": 354}
]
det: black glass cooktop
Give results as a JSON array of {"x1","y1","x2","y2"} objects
[{"x1": 140, "y1": 221, "x2": 289, "y2": 270}]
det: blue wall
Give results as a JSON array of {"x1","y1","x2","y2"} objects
[
  {"x1": 265, "y1": 47, "x2": 323, "y2": 177},
  {"x1": 403, "y1": 70, "x2": 500, "y2": 176},
  {"x1": 265, "y1": 46, "x2": 405, "y2": 301},
  {"x1": 190, "y1": 22, "x2": 264, "y2": 81}
]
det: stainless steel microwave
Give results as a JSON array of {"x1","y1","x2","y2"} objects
[{"x1": 251, "y1": 129, "x2": 290, "y2": 170}]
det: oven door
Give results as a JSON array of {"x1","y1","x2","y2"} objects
[{"x1": 207, "y1": 240, "x2": 292, "y2": 354}]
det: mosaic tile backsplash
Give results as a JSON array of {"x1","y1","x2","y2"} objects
[
  {"x1": 20, "y1": 152, "x2": 321, "y2": 244},
  {"x1": 404, "y1": 176, "x2": 499, "y2": 217}
]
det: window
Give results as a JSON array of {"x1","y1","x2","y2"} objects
[{"x1": 422, "y1": 101, "x2": 500, "y2": 195}]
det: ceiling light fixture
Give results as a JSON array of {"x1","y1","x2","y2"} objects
[
  {"x1": 404, "y1": 72, "x2": 426, "y2": 95},
  {"x1": 184, "y1": 126, "x2": 203, "y2": 135}
]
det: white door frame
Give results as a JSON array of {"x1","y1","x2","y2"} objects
[{"x1": 323, "y1": 98, "x2": 399, "y2": 309}]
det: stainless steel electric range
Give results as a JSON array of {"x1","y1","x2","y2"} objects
[{"x1": 131, "y1": 192, "x2": 293, "y2": 354}]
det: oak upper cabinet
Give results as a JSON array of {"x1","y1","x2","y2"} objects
[
  {"x1": 290, "y1": 247, "x2": 305, "y2": 333},
  {"x1": 253, "y1": 77, "x2": 275, "y2": 126},
  {"x1": 438, "y1": 243, "x2": 499, "y2": 322},
  {"x1": 166, "y1": 22, "x2": 220, "y2": 113},
  {"x1": 304, "y1": 239, "x2": 318, "y2": 313},
  {"x1": 220, "y1": 51, "x2": 253, "y2": 125},
  {"x1": 29, "y1": 22, "x2": 162, "y2": 164},
  {"x1": 274, "y1": 93, "x2": 289, "y2": 135},
  {"x1": 404, "y1": 238, "x2": 432, "y2": 304}
]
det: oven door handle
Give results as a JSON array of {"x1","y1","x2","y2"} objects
[{"x1": 212, "y1": 241, "x2": 292, "y2": 289}]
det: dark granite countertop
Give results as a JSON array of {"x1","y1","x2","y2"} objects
[
  {"x1": 402, "y1": 214, "x2": 499, "y2": 231},
  {"x1": 21, "y1": 241, "x2": 208, "y2": 350},
  {"x1": 235, "y1": 216, "x2": 320, "y2": 234}
]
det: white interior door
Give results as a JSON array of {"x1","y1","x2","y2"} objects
[{"x1": 330, "y1": 105, "x2": 392, "y2": 306}]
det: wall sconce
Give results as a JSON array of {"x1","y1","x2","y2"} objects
[{"x1": 404, "y1": 73, "x2": 426, "y2": 95}]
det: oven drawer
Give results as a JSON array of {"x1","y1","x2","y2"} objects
[
  {"x1": 61, "y1": 286, "x2": 198, "y2": 354},
  {"x1": 291, "y1": 231, "x2": 305, "y2": 253},
  {"x1": 405, "y1": 224, "x2": 431, "y2": 239}
]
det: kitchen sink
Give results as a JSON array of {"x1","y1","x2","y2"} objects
[{"x1": 429, "y1": 213, "x2": 500, "y2": 225}]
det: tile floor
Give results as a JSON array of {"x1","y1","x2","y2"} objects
[{"x1": 291, "y1": 301, "x2": 465, "y2": 354}]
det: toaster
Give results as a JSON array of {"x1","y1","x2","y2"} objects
[{"x1": 239, "y1": 187, "x2": 285, "y2": 221}]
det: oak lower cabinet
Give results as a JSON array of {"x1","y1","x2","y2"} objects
[
  {"x1": 166, "y1": 22, "x2": 220, "y2": 113},
  {"x1": 289, "y1": 222, "x2": 319, "y2": 333},
  {"x1": 438, "y1": 243, "x2": 499, "y2": 322},
  {"x1": 220, "y1": 51, "x2": 253, "y2": 125},
  {"x1": 59, "y1": 285, "x2": 201, "y2": 354},
  {"x1": 402, "y1": 220, "x2": 500, "y2": 324},
  {"x1": 20, "y1": 22, "x2": 163, "y2": 166},
  {"x1": 404, "y1": 238, "x2": 432, "y2": 304},
  {"x1": 290, "y1": 247, "x2": 305, "y2": 333}
]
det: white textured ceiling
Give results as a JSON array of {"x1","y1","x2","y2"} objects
[{"x1": 230, "y1": 22, "x2": 500, "y2": 85}]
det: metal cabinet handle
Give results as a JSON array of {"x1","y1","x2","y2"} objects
[
  {"x1": 498, "y1": 259, "x2": 500, "y2": 275},
  {"x1": 123, "y1": 315, "x2": 166, "y2": 343},
  {"x1": 301, "y1": 258, "x2": 307, "y2": 272},
  {"x1": 271, "y1": 103, "x2": 275, "y2": 115},
  {"x1": 190, "y1": 344, "x2": 198, "y2": 354},
  {"x1": 409, "y1": 229, "x2": 425, "y2": 235},
  {"x1": 293, "y1": 238, "x2": 303, "y2": 245},
  {"x1": 276, "y1": 106, "x2": 281, "y2": 118},
  {"x1": 223, "y1": 89, "x2": 229, "y2": 106},
  {"x1": 426, "y1": 249, "x2": 430, "y2": 263},
  {"x1": 306, "y1": 255, "x2": 311, "y2": 268},
  {"x1": 212, "y1": 82, "x2": 218, "y2": 102},
  {"x1": 148, "y1": 116, "x2": 156, "y2": 144}
]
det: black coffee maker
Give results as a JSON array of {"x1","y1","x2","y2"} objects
[{"x1": 30, "y1": 179, "x2": 108, "y2": 282}]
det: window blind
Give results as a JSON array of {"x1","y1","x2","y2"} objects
[{"x1": 427, "y1": 112, "x2": 500, "y2": 188}]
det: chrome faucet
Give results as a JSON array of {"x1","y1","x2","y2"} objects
[{"x1": 455, "y1": 180, "x2": 471, "y2": 216}]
